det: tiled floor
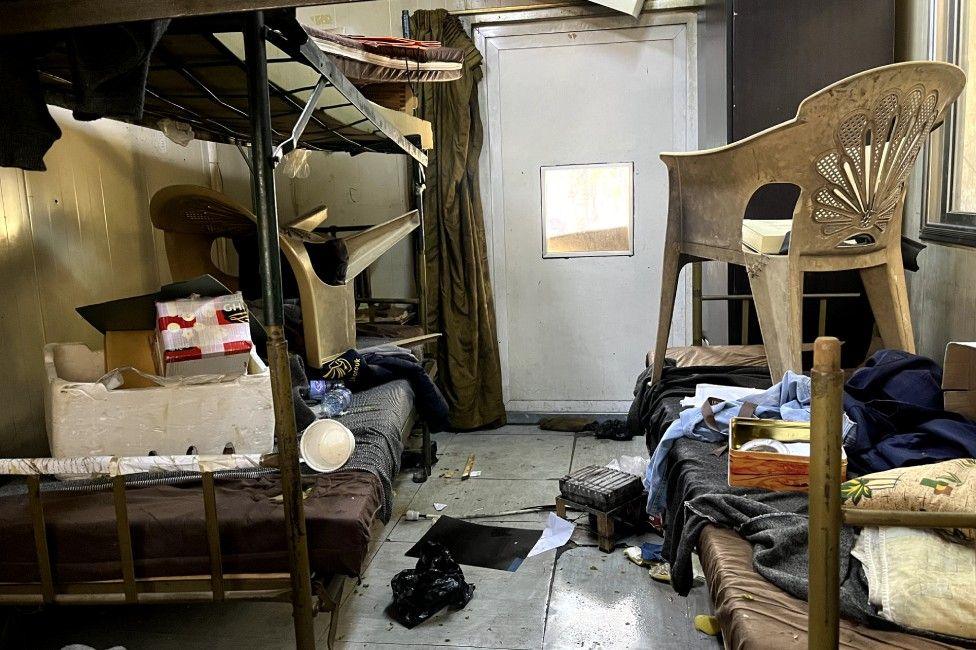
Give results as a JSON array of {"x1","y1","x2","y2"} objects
[{"x1": 0, "y1": 426, "x2": 721, "y2": 650}]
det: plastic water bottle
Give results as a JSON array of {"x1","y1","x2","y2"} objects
[{"x1": 305, "y1": 380, "x2": 352, "y2": 418}]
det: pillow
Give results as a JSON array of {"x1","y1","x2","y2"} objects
[
  {"x1": 840, "y1": 458, "x2": 976, "y2": 543},
  {"x1": 852, "y1": 526, "x2": 975, "y2": 639}
]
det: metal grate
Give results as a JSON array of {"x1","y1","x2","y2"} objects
[{"x1": 34, "y1": 13, "x2": 427, "y2": 164}]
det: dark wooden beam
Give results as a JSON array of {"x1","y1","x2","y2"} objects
[{"x1": 0, "y1": 0, "x2": 363, "y2": 36}]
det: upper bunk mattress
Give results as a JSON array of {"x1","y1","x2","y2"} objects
[
  {"x1": 304, "y1": 25, "x2": 463, "y2": 83},
  {"x1": 0, "y1": 470, "x2": 381, "y2": 584}
]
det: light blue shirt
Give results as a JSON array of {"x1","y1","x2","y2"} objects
[{"x1": 644, "y1": 371, "x2": 855, "y2": 515}]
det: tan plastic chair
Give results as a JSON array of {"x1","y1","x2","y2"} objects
[
  {"x1": 150, "y1": 185, "x2": 420, "y2": 368},
  {"x1": 651, "y1": 61, "x2": 965, "y2": 382}
]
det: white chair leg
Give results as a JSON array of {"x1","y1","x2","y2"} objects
[
  {"x1": 860, "y1": 259, "x2": 915, "y2": 353},
  {"x1": 650, "y1": 245, "x2": 686, "y2": 383},
  {"x1": 748, "y1": 254, "x2": 804, "y2": 380}
]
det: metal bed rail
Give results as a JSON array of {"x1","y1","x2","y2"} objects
[
  {"x1": 808, "y1": 336, "x2": 976, "y2": 649},
  {"x1": 9, "y1": 472, "x2": 293, "y2": 607}
]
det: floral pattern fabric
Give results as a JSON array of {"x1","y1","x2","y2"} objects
[{"x1": 841, "y1": 458, "x2": 976, "y2": 542}]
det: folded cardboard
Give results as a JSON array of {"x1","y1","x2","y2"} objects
[
  {"x1": 943, "y1": 342, "x2": 976, "y2": 420},
  {"x1": 103, "y1": 330, "x2": 161, "y2": 389},
  {"x1": 44, "y1": 342, "x2": 274, "y2": 458}
]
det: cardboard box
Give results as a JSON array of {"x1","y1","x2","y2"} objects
[
  {"x1": 104, "y1": 330, "x2": 161, "y2": 389},
  {"x1": 77, "y1": 275, "x2": 265, "y2": 381},
  {"x1": 728, "y1": 417, "x2": 847, "y2": 493},
  {"x1": 156, "y1": 292, "x2": 252, "y2": 378},
  {"x1": 943, "y1": 342, "x2": 976, "y2": 420},
  {"x1": 44, "y1": 342, "x2": 274, "y2": 458}
]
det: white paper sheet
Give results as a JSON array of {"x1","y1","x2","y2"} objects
[
  {"x1": 679, "y1": 384, "x2": 763, "y2": 408},
  {"x1": 526, "y1": 513, "x2": 575, "y2": 559},
  {"x1": 433, "y1": 502, "x2": 447, "y2": 511}
]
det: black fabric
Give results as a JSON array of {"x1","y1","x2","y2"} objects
[
  {"x1": 900, "y1": 236, "x2": 926, "y2": 272},
  {"x1": 308, "y1": 237, "x2": 349, "y2": 285},
  {"x1": 316, "y1": 349, "x2": 449, "y2": 432},
  {"x1": 68, "y1": 20, "x2": 169, "y2": 121},
  {"x1": 844, "y1": 349, "x2": 976, "y2": 474},
  {"x1": 628, "y1": 362, "x2": 772, "y2": 453},
  {"x1": 591, "y1": 419, "x2": 632, "y2": 441},
  {"x1": 662, "y1": 438, "x2": 876, "y2": 622},
  {"x1": 0, "y1": 20, "x2": 168, "y2": 170},
  {"x1": 0, "y1": 36, "x2": 62, "y2": 171}
]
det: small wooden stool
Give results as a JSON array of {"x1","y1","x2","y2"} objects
[{"x1": 555, "y1": 493, "x2": 645, "y2": 553}]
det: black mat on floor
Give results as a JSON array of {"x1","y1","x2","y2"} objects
[{"x1": 405, "y1": 516, "x2": 542, "y2": 572}]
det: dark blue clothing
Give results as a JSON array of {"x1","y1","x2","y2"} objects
[
  {"x1": 843, "y1": 349, "x2": 976, "y2": 474},
  {"x1": 317, "y1": 349, "x2": 450, "y2": 433}
]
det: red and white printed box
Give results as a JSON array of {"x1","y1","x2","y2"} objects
[{"x1": 156, "y1": 292, "x2": 253, "y2": 378}]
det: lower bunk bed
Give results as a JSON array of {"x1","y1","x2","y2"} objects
[
  {"x1": 641, "y1": 346, "x2": 975, "y2": 650},
  {"x1": 0, "y1": 378, "x2": 418, "y2": 644}
]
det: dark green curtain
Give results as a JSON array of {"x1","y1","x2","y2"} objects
[{"x1": 410, "y1": 9, "x2": 506, "y2": 430}]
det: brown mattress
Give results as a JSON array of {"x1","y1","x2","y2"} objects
[
  {"x1": 0, "y1": 471, "x2": 381, "y2": 584},
  {"x1": 698, "y1": 525, "x2": 965, "y2": 649}
]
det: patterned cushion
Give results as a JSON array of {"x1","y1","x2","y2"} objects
[{"x1": 841, "y1": 458, "x2": 976, "y2": 542}]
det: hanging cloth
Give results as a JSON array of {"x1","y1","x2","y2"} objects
[{"x1": 409, "y1": 9, "x2": 506, "y2": 429}]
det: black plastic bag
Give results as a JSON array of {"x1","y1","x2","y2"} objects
[{"x1": 389, "y1": 541, "x2": 475, "y2": 628}]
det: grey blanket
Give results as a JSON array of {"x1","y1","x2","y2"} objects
[
  {"x1": 662, "y1": 438, "x2": 876, "y2": 623},
  {"x1": 336, "y1": 379, "x2": 414, "y2": 523}
]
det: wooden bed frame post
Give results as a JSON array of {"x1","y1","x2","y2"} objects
[
  {"x1": 809, "y1": 336, "x2": 843, "y2": 649},
  {"x1": 244, "y1": 11, "x2": 316, "y2": 649}
]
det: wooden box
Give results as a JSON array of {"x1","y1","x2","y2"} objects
[{"x1": 728, "y1": 417, "x2": 847, "y2": 493}]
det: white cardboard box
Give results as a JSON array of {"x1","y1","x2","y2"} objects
[{"x1": 44, "y1": 342, "x2": 275, "y2": 457}]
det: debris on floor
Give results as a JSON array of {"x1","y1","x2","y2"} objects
[
  {"x1": 606, "y1": 454, "x2": 650, "y2": 478},
  {"x1": 591, "y1": 418, "x2": 633, "y2": 440},
  {"x1": 433, "y1": 502, "x2": 448, "y2": 511},
  {"x1": 405, "y1": 510, "x2": 438, "y2": 521},
  {"x1": 694, "y1": 614, "x2": 721, "y2": 636},
  {"x1": 526, "y1": 513, "x2": 575, "y2": 558},
  {"x1": 538, "y1": 415, "x2": 597, "y2": 432},
  {"x1": 641, "y1": 541, "x2": 664, "y2": 562},
  {"x1": 624, "y1": 541, "x2": 664, "y2": 568},
  {"x1": 460, "y1": 454, "x2": 476, "y2": 480},
  {"x1": 389, "y1": 541, "x2": 475, "y2": 628},
  {"x1": 406, "y1": 515, "x2": 543, "y2": 571}
]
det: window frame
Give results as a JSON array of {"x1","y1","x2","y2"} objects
[
  {"x1": 539, "y1": 161, "x2": 636, "y2": 259},
  {"x1": 921, "y1": 0, "x2": 976, "y2": 246}
]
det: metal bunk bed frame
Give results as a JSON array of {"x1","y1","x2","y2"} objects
[
  {"x1": 808, "y1": 337, "x2": 976, "y2": 649},
  {"x1": 0, "y1": 4, "x2": 433, "y2": 648}
]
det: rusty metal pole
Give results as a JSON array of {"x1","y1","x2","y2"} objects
[
  {"x1": 244, "y1": 11, "x2": 316, "y2": 649},
  {"x1": 809, "y1": 336, "x2": 843, "y2": 650}
]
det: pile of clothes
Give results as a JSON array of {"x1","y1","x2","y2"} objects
[{"x1": 641, "y1": 349, "x2": 976, "y2": 643}]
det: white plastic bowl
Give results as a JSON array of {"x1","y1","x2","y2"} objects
[{"x1": 300, "y1": 419, "x2": 355, "y2": 473}]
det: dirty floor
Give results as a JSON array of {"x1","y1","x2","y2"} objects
[{"x1": 0, "y1": 425, "x2": 721, "y2": 650}]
